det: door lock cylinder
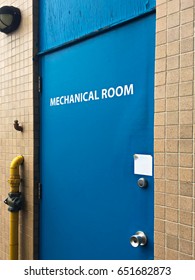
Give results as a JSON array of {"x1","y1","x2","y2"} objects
[{"x1": 137, "y1": 178, "x2": 148, "y2": 188}]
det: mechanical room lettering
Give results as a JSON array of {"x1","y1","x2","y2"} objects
[{"x1": 50, "y1": 83, "x2": 134, "y2": 106}]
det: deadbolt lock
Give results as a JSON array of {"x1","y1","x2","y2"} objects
[
  {"x1": 137, "y1": 178, "x2": 148, "y2": 188},
  {"x1": 130, "y1": 231, "x2": 147, "y2": 247}
]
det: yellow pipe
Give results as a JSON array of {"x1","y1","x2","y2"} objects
[
  {"x1": 10, "y1": 212, "x2": 19, "y2": 260},
  {"x1": 9, "y1": 155, "x2": 24, "y2": 193},
  {"x1": 8, "y1": 155, "x2": 24, "y2": 260}
]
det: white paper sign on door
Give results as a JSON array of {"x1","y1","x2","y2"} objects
[{"x1": 134, "y1": 154, "x2": 153, "y2": 176}]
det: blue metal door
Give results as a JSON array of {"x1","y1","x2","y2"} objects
[{"x1": 40, "y1": 12, "x2": 155, "y2": 260}]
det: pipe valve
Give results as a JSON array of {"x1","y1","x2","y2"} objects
[{"x1": 4, "y1": 192, "x2": 22, "y2": 212}]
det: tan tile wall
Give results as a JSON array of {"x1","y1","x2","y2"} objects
[
  {"x1": 0, "y1": 1, "x2": 34, "y2": 259},
  {"x1": 155, "y1": 0, "x2": 195, "y2": 259}
]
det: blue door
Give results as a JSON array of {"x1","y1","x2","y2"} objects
[{"x1": 40, "y1": 12, "x2": 155, "y2": 260}]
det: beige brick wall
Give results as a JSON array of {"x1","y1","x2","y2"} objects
[
  {"x1": 155, "y1": 0, "x2": 195, "y2": 259},
  {"x1": 0, "y1": 1, "x2": 34, "y2": 259}
]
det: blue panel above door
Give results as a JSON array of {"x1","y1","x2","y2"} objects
[{"x1": 39, "y1": 0, "x2": 156, "y2": 52}]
